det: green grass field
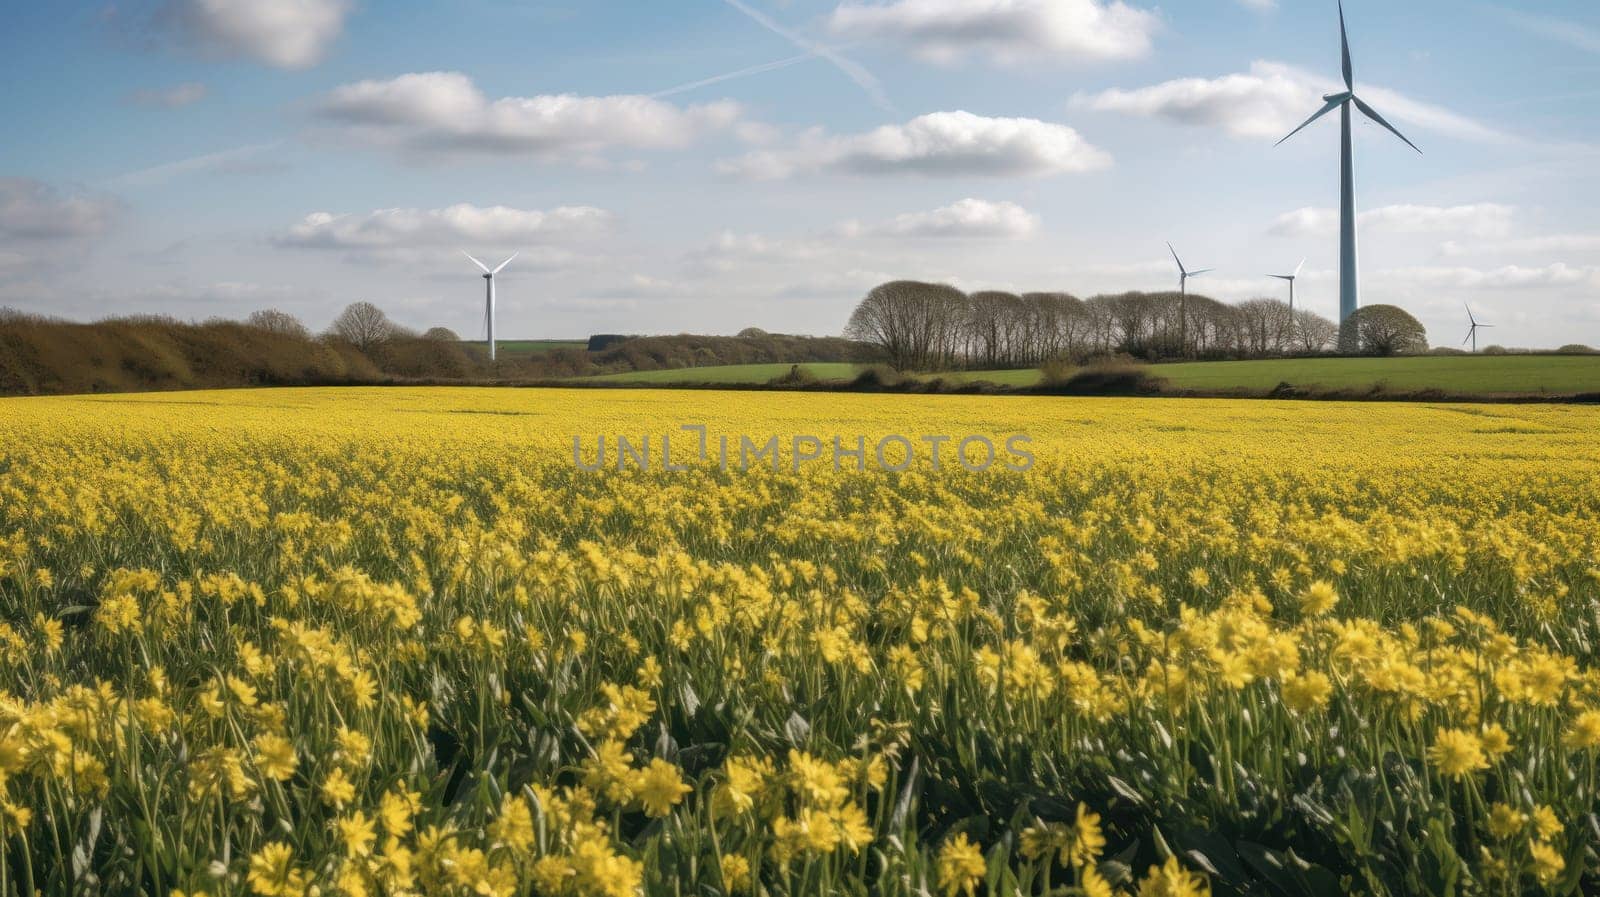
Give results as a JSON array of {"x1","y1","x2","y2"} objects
[
  {"x1": 1154, "y1": 355, "x2": 1600, "y2": 394},
  {"x1": 574, "y1": 355, "x2": 1600, "y2": 395}
]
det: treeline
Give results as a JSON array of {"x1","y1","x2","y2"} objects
[
  {"x1": 0, "y1": 305, "x2": 877, "y2": 396},
  {"x1": 845, "y1": 281, "x2": 1355, "y2": 370},
  {"x1": 536, "y1": 330, "x2": 878, "y2": 378}
]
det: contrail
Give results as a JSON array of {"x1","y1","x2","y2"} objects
[
  {"x1": 652, "y1": 51, "x2": 817, "y2": 99},
  {"x1": 719, "y1": 0, "x2": 893, "y2": 112},
  {"x1": 107, "y1": 142, "x2": 284, "y2": 189}
]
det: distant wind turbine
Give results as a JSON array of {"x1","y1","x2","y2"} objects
[
  {"x1": 1167, "y1": 242, "x2": 1212, "y2": 355},
  {"x1": 1268, "y1": 260, "x2": 1307, "y2": 313},
  {"x1": 463, "y1": 251, "x2": 518, "y2": 362},
  {"x1": 1277, "y1": 1, "x2": 1421, "y2": 351},
  {"x1": 1463, "y1": 303, "x2": 1493, "y2": 353},
  {"x1": 1167, "y1": 242, "x2": 1213, "y2": 296}
]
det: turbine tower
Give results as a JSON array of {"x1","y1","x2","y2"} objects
[
  {"x1": 1268, "y1": 260, "x2": 1306, "y2": 313},
  {"x1": 1278, "y1": 1, "x2": 1420, "y2": 352},
  {"x1": 463, "y1": 251, "x2": 518, "y2": 362},
  {"x1": 1463, "y1": 303, "x2": 1493, "y2": 353}
]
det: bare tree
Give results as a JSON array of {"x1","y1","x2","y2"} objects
[
  {"x1": 247, "y1": 309, "x2": 310, "y2": 339},
  {"x1": 1293, "y1": 309, "x2": 1339, "y2": 353},
  {"x1": 846, "y1": 281, "x2": 966, "y2": 370},
  {"x1": 329, "y1": 302, "x2": 394, "y2": 352}
]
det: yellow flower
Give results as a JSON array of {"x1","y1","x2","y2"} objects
[
  {"x1": 321, "y1": 767, "x2": 357, "y2": 808},
  {"x1": 635, "y1": 758, "x2": 691, "y2": 818},
  {"x1": 247, "y1": 842, "x2": 307, "y2": 897},
  {"x1": 581, "y1": 740, "x2": 637, "y2": 806},
  {"x1": 378, "y1": 788, "x2": 419, "y2": 837},
  {"x1": 1426, "y1": 727, "x2": 1487, "y2": 779},
  {"x1": 1530, "y1": 840, "x2": 1565, "y2": 885},
  {"x1": 253, "y1": 733, "x2": 297, "y2": 782},
  {"x1": 714, "y1": 754, "x2": 772, "y2": 817},
  {"x1": 335, "y1": 811, "x2": 376, "y2": 858},
  {"x1": 1487, "y1": 803, "x2": 1525, "y2": 840},
  {"x1": 720, "y1": 853, "x2": 751, "y2": 893},
  {"x1": 936, "y1": 834, "x2": 986, "y2": 897},
  {"x1": 1562, "y1": 709, "x2": 1600, "y2": 750},
  {"x1": 1137, "y1": 855, "x2": 1209, "y2": 897},
  {"x1": 1531, "y1": 806, "x2": 1563, "y2": 841},
  {"x1": 490, "y1": 794, "x2": 536, "y2": 854},
  {"x1": 334, "y1": 726, "x2": 372, "y2": 769},
  {"x1": 1281, "y1": 671, "x2": 1333, "y2": 713},
  {"x1": 1300, "y1": 580, "x2": 1339, "y2": 617},
  {"x1": 1480, "y1": 723, "x2": 1513, "y2": 760}
]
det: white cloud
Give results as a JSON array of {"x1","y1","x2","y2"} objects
[
  {"x1": 1237, "y1": 0, "x2": 1276, "y2": 11},
  {"x1": 827, "y1": 0, "x2": 1158, "y2": 66},
  {"x1": 0, "y1": 178, "x2": 121, "y2": 242},
  {"x1": 1074, "y1": 61, "x2": 1506, "y2": 143},
  {"x1": 841, "y1": 198, "x2": 1040, "y2": 238},
  {"x1": 1270, "y1": 204, "x2": 1516, "y2": 238},
  {"x1": 275, "y1": 204, "x2": 616, "y2": 252},
  {"x1": 1381, "y1": 263, "x2": 1600, "y2": 291},
  {"x1": 315, "y1": 72, "x2": 744, "y2": 162},
  {"x1": 160, "y1": 0, "x2": 351, "y2": 69},
  {"x1": 688, "y1": 231, "x2": 833, "y2": 274},
  {"x1": 718, "y1": 111, "x2": 1111, "y2": 179},
  {"x1": 126, "y1": 82, "x2": 209, "y2": 107}
]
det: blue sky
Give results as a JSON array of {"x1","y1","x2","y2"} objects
[{"x1": 1, "y1": 0, "x2": 1597, "y2": 347}]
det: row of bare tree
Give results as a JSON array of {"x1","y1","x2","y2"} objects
[{"x1": 845, "y1": 281, "x2": 1345, "y2": 370}]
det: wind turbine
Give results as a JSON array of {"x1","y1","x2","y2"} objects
[
  {"x1": 1463, "y1": 303, "x2": 1493, "y2": 353},
  {"x1": 1167, "y1": 242, "x2": 1212, "y2": 356},
  {"x1": 1167, "y1": 242, "x2": 1213, "y2": 296},
  {"x1": 463, "y1": 251, "x2": 518, "y2": 362},
  {"x1": 1268, "y1": 260, "x2": 1307, "y2": 313},
  {"x1": 1277, "y1": 1, "x2": 1420, "y2": 351}
]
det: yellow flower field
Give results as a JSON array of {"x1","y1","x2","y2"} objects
[{"x1": 2, "y1": 387, "x2": 1599, "y2": 896}]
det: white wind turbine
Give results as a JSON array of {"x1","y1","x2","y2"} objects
[
  {"x1": 1463, "y1": 303, "x2": 1493, "y2": 353},
  {"x1": 463, "y1": 251, "x2": 518, "y2": 362},
  {"x1": 1167, "y1": 242, "x2": 1213, "y2": 296},
  {"x1": 1268, "y1": 260, "x2": 1307, "y2": 313},
  {"x1": 1167, "y1": 242, "x2": 1213, "y2": 356},
  {"x1": 1277, "y1": 1, "x2": 1420, "y2": 351}
]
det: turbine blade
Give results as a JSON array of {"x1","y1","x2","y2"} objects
[
  {"x1": 492, "y1": 251, "x2": 519, "y2": 275},
  {"x1": 1294, "y1": 258, "x2": 1306, "y2": 277},
  {"x1": 1464, "y1": 302, "x2": 1475, "y2": 326},
  {"x1": 1268, "y1": 274, "x2": 1293, "y2": 281},
  {"x1": 1339, "y1": 1, "x2": 1354, "y2": 91},
  {"x1": 1277, "y1": 95, "x2": 1344, "y2": 146},
  {"x1": 1166, "y1": 241, "x2": 1185, "y2": 274},
  {"x1": 1352, "y1": 96, "x2": 1421, "y2": 153},
  {"x1": 1480, "y1": 324, "x2": 1494, "y2": 328},
  {"x1": 1463, "y1": 330, "x2": 1472, "y2": 346},
  {"x1": 463, "y1": 251, "x2": 491, "y2": 274},
  {"x1": 1188, "y1": 268, "x2": 1214, "y2": 277}
]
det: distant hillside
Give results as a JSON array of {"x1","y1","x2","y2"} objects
[{"x1": 0, "y1": 311, "x2": 879, "y2": 396}]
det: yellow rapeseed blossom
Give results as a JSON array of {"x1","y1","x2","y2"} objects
[
  {"x1": 0, "y1": 387, "x2": 1595, "y2": 896},
  {"x1": 936, "y1": 834, "x2": 986, "y2": 897}
]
